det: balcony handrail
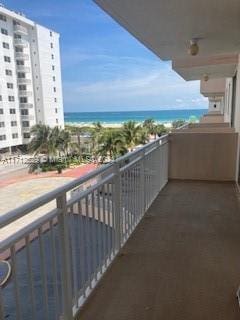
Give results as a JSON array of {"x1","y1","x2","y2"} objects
[
  {"x1": 0, "y1": 162, "x2": 113, "y2": 229},
  {"x1": 0, "y1": 134, "x2": 169, "y2": 320},
  {"x1": 0, "y1": 136, "x2": 166, "y2": 229}
]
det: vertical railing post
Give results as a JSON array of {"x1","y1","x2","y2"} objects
[
  {"x1": 113, "y1": 162, "x2": 121, "y2": 251},
  {"x1": 57, "y1": 192, "x2": 73, "y2": 320},
  {"x1": 140, "y1": 150, "x2": 146, "y2": 217}
]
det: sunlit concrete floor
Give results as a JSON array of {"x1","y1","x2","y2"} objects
[{"x1": 77, "y1": 181, "x2": 240, "y2": 320}]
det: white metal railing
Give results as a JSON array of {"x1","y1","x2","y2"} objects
[
  {"x1": 14, "y1": 39, "x2": 28, "y2": 47},
  {"x1": 14, "y1": 25, "x2": 28, "y2": 35},
  {"x1": 17, "y1": 79, "x2": 31, "y2": 85},
  {"x1": 0, "y1": 135, "x2": 168, "y2": 320},
  {"x1": 19, "y1": 91, "x2": 32, "y2": 97},
  {"x1": 15, "y1": 53, "x2": 29, "y2": 60},
  {"x1": 16, "y1": 66, "x2": 31, "y2": 73}
]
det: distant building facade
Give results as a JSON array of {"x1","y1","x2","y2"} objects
[{"x1": 0, "y1": 5, "x2": 64, "y2": 151}]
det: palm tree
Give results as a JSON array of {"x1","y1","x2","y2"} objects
[
  {"x1": 28, "y1": 124, "x2": 70, "y2": 156},
  {"x1": 91, "y1": 122, "x2": 104, "y2": 159},
  {"x1": 143, "y1": 118, "x2": 155, "y2": 135},
  {"x1": 97, "y1": 130, "x2": 127, "y2": 162},
  {"x1": 155, "y1": 124, "x2": 167, "y2": 137},
  {"x1": 28, "y1": 124, "x2": 56, "y2": 155},
  {"x1": 137, "y1": 127, "x2": 150, "y2": 145},
  {"x1": 122, "y1": 121, "x2": 142, "y2": 151}
]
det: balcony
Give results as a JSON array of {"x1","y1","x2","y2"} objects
[
  {"x1": 15, "y1": 53, "x2": 29, "y2": 60},
  {"x1": 18, "y1": 91, "x2": 32, "y2": 97},
  {"x1": 20, "y1": 115, "x2": 34, "y2": 121},
  {"x1": 0, "y1": 130, "x2": 239, "y2": 320},
  {"x1": 14, "y1": 39, "x2": 28, "y2": 47},
  {"x1": 19, "y1": 103, "x2": 33, "y2": 108},
  {"x1": 16, "y1": 65, "x2": 30, "y2": 73},
  {"x1": 17, "y1": 78, "x2": 31, "y2": 85},
  {"x1": 14, "y1": 24, "x2": 28, "y2": 35}
]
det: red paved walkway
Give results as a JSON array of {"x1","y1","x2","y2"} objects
[{"x1": 0, "y1": 163, "x2": 98, "y2": 189}]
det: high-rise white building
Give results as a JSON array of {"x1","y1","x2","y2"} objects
[{"x1": 0, "y1": 5, "x2": 64, "y2": 151}]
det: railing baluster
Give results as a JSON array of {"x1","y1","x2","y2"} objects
[
  {"x1": 113, "y1": 163, "x2": 121, "y2": 250},
  {"x1": 49, "y1": 220, "x2": 59, "y2": 320},
  {"x1": 26, "y1": 235, "x2": 36, "y2": 320},
  {"x1": 39, "y1": 227, "x2": 49, "y2": 320},
  {"x1": 11, "y1": 245, "x2": 21, "y2": 320},
  {"x1": 57, "y1": 193, "x2": 73, "y2": 320}
]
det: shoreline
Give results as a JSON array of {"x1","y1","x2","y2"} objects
[{"x1": 65, "y1": 121, "x2": 174, "y2": 128}]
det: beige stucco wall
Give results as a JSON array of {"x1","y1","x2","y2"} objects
[{"x1": 169, "y1": 132, "x2": 238, "y2": 181}]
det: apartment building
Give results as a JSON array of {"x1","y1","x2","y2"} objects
[{"x1": 0, "y1": 5, "x2": 64, "y2": 152}]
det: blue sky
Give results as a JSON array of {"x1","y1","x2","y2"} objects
[{"x1": 6, "y1": 0, "x2": 207, "y2": 112}]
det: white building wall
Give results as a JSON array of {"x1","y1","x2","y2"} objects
[
  {"x1": 0, "y1": 5, "x2": 64, "y2": 151},
  {"x1": 33, "y1": 25, "x2": 64, "y2": 129}
]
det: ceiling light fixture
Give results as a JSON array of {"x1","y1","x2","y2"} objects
[
  {"x1": 203, "y1": 74, "x2": 209, "y2": 82},
  {"x1": 188, "y1": 39, "x2": 199, "y2": 56}
]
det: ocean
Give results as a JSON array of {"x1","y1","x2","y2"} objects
[{"x1": 64, "y1": 109, "x2": 207, "y2": 125}]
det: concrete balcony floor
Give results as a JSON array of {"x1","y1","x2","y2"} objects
[{"x1": 77, "y1": 181, "x2": 240, "y2": 320}]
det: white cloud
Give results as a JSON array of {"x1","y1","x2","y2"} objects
[{"x1": 63, "y1": 65, "x2": 207, "y2": 111}]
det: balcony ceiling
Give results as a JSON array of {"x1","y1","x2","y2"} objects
[
  {"x1": 94, "y1": 0, "x2": 240, "y2": 60},
  {"x1": 172, "y1": 54, "x2": 238, "y2": 81}
]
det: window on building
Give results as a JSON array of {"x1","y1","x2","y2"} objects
[
  {"x1": 14, "y1": 34, "x2": 21, "y2": 39},
  {"x1": 53, "y1": 76, "x2": 56, "y2": 81},
  {"x1": 51, "y1": 54, "x2": 54, "y2": 59},
  {"x1": 50, "y1": 31, "x2": 52, "y2": 37},
  {"x1": 8, "y1": 96, "x2": 15, "y2": 102},
  {"x1": 0, "y1": 135, "x2": 6, "y2": 140},
  {"x1": 23, "y1": 133, "x2": 30, "y2": 139},
  {"x1": 12, "y1": 133, "x2": 18, "y2": 139},
  {"x1": 52, "y1": 65, "x2": 55, "y2": 71},
  {"x1": 22, "y1": 121, "x2": 29, "y2": 127},
  {"x1": 0, "y1": 109, "x2": 3, "y2": 114},
  {"x1": 19, "y1": 85, "x2": 26, "y2": 91},
  {"x1": 0, "y1": 122, "x2": 5, "y2": 127},
  {"x1": 10, "y1": 108, "x2": 16, "y2": 114},
  {"x1": 21, "y1": 109, "x2": 28, "y2": 115},
  {"x1": 54, "y1": 98, "x2": 57, "y2": 102},
  {"x1": 15, "y1": 47, "x2": 23, "y2": 52},
  {"x1": 50, "y1": 42, "x2": 53, "y2": 48},
  {"x1": 0, "y1": 95, "x2": 2, "y2": 101},
  {"x1": 16, "y1": 60, "x2": 24, "y2": 65},
  {"x1": 17, "y1": 72, "x2": 25, "y2": 78},
  {"x1": 20, "y1": 97, "x2": 28, "y2": 103},
  {"x1": 55, "y1": 108, "x2": 58, "y2": 113},
  {"x1": 5, "y1": 69, "x2": 12, "y2": 76},
  {"x1": 11, "y1": 121, "x2": 17, "y2": 126},
  {"x1": 53, "y1": 87, "x2": 56, "y2": 92},
  {"x1": 2, "y1": 42, "x2": 9, "y2": 49},
  {"x1": 56, "y1": 118, "x2": 58, "y2": 124},
  {"x1": 7, "y1": 83, "x2": 13, "y2": 89},
  {"x1": 1, "y1": 28, "x2": 8, "y2": 35},
  {"x1": 4, "y1": 56, "x2": 11, "y2": 63},
  {"x1": 0, "y1": 14, "x2": 7, "y2": 22}
]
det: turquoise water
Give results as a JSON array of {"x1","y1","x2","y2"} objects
[{"x1": 64, "y1": 109, "x2": 207, "y2": 125}]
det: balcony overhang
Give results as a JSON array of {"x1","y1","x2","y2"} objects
[
  {"x1": 172, "y1": 54, "x2": 238, "y2": 81},
  {"x1": 200, "y1": 78, "x2": 226, "y2": 97},
  {"x1": 94, "y1": 0, "x2": 240, "y2": 61}
]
